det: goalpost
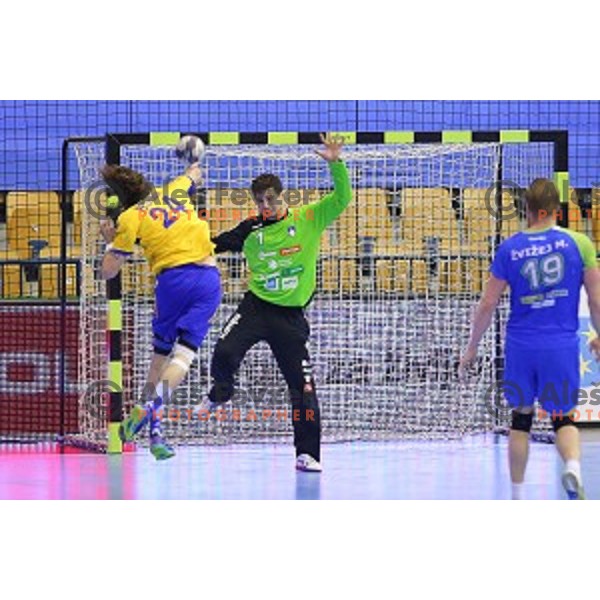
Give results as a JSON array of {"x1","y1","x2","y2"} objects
[{"x1": 66, "y1": 130, "x2": 568, "y2": 451}]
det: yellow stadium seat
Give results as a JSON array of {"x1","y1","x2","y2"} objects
[
  {"x1": 73, "y1": 188, "x2": 110, "y2": 257},
  {"x1": 0, "y1": 251, "x2": 23, "y2": 298},
  {"x1": 7, "y1": 192, "x2": 62, "y2": 259},
  {"x1": 0, "y1": 248, "x2": 78, "y2": 299},
  {"x1": 355, "y1": 188, "x2": 393, "y2": 241},
  {"x1": 466, "y1": 258, "x2": 487, "y2": 293},
  {"x1": 401, "y1": 188, "x2": 459, "y2": 253},
  {"x1": 463, "y1": 188, "x2": 523, "y2": 246},
  {"x1": 319, "y1": 257, "x2": 357, "y2": 292},
  {"x1": 72, "y1": 191, "x2": 83, "y2": 249},
  {"x1": 375, "y1": 258, "x2": 419, "y2": 294},
  {"x1": 462, "y1": 189, "x2": 496, "y2": 251},
  {"x1": 592, "y1": 188, "x2": 600, "y2": 250},
  {"x1": 38, "y1": 263, "x2": 79, "y2": 298},
  {"x1": 375, "y1": 259, "x2": 394, "y2": 293},
  {"x1": 374, "y1": 238, "x2": 399, "y2": 256},
  {"x1": 1, "y1": 267, "x2": 23, "y2": 298},
  {"x1": 394, "y1": 260, "x2": 412, "y2": 293},
  {"x1": 439, "y1": 259, "x2": 466, "y2": 293},
  {"x1": 339, "y1": 258, "x2": 357, "y2": 292},
  {"x1": 319, "y1": 258, "x2": 338, "y2": 292},
  {"x1": 410, "y1": 259, "x2": 428, "y2": 294}
]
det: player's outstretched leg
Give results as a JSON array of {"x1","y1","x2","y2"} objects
[
  {"x1": 509, "y1": 409, "x2": 533, "y2": 499},
  {"x1": 268, "y1": 317, "x2": 322, "y2": 472},
  {"x1": 554, "y1": 415, "x2": 585, "y2": 500},
  {"x1": 199, "y1": 300, "x2": 263, "y2": 415},
  {"x1": 145, "y1": 344, "x2": 199, "y2": 460}
]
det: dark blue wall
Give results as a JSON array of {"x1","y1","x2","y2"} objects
[{"x1": 0, "y1": 100, "x2": 597, "y2": 189}]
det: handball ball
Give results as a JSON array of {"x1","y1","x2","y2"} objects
[{"x1": 175, "y1": 135, "x2": 206, "y2": 164}]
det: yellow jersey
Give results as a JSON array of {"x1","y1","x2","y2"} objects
[{"x1": 111, "y1": 175, "x2": 214, "y2": 275}]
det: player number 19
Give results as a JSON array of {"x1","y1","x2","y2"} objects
[{"x1": 521, "y1": 253, "x2": 564, "y2": 289}]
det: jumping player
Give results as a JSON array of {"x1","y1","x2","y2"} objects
[
  {"x1": 99, "y1": 162, "x2": 221, "y2": 460},
  {"x1": 199, "y1": 134, "x2": 351, "y2": 472},
  {"x1": 459, "y1": 178, "x2": 600, "y2": 499}
]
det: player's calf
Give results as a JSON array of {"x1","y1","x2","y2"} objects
[{"x1": 553, "y1": 415, "x2": 585, "y2": 500}]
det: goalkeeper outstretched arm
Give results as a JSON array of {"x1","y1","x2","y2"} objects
[
  {"x1": 310, "y1": 134, "x2": 352, "y2": 230},
  {"x1": 211, "y1": 220, "x2": 253, "y2": 254}
]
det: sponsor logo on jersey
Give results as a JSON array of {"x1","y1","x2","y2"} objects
[
  {"x1": 265, "y1": 277, "x2": 279, "y2": 291},
  {"x1": 258, "y1": 250, "x2": 276, "y2": 260},
  {"x1": 281, "y1": 276, "x2": 299, "y2": 290},
  {"x1": 281, "y1": 265, "x2": 304, "y2": 277},
  {"x1": 267, "y1": 260, "x2": 278, "y2": 271},
  {"x1": 287, "y1": 225, "x2": 297, "y2": 237},
  {"x1": 280, "y1": 245, "x2": 302, "y2": 256}
]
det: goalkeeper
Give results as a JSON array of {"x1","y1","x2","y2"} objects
[
  {"x1": 201, "y1": 134, "x2": 351, "y2": 472},
  {"x1": 99, "y1": 161, "x2": 221, "y2": 460}
]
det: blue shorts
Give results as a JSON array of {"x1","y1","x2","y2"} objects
[
  {"x1": 503, "y1": 342, "x2": 580, "y2": 414},
  {"x1": 152, "y1": 264, "x2": 221, "y2": 354}
]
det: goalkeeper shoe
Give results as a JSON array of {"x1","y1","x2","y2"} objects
[
  {"x1": 296, "y1": 454, "x2": 322, "y2": 473},
  {"x1": 561, "y1": 470, "x2": 586, "y2": 500},
  {"x1": 150, "y1": 434, "x2": 176, "y2": 461},
  {"x1": 119, "y1": 405, "x2": 150, "y2": 442}
]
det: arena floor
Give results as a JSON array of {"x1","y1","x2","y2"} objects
[{"x1": 1, "y1": 430, "x2": 599, "y2": 500}]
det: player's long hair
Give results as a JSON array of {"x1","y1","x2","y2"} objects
[{"x1": 101, "y1": 164, "x2": 153, "y2": 209}]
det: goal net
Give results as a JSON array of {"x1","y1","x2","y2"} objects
[{"x1": 72, "y1": 138, "x2": 555, "y2": 449}]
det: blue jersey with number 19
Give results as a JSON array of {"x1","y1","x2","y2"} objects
[{"x1": 491, "y1": 226, "x2": 597, "y2": 349}]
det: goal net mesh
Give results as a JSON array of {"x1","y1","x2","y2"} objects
[{"x1": 72, "y1": 140, "x2": 555, "y2": 448}]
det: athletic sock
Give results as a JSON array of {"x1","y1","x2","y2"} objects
[
  {"x1": 511, "y1": 482, "x2": 524, "y2": 500},
  {"x1": 145, "y1": 396, "x2": 164, "y2": 437},
  {"x1": 564, "y1": 459, "x2": 582, "y2": 483}
]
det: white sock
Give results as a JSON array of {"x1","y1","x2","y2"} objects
[
  {"x1": 511, "y1": 482, "x2": 524, "y2": 500},
  {"x1": 564, "y1": 459, "x2": 582, "y2": 482}
]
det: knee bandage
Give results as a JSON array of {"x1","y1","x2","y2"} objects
[{"x1": 171, "y1": 343, "x2": 197, "y2": 374}]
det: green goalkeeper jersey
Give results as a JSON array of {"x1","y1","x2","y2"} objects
[{"x1": 212, "y1": 160, "x2": 352, "y2": 307}]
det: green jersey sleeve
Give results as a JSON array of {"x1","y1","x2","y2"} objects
[
  {"x1": 306, "y1": 160, "x2": 352, "y2": 231},
  {"x1": 565, "y1": 229, "x2": 597, "y2": 269}
]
